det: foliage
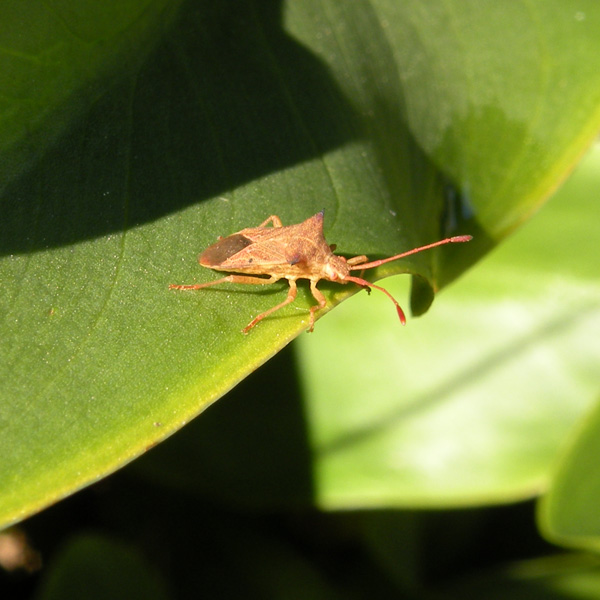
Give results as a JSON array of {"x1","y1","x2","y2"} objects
[{"x1": 1, "y1": 1, "x2": 600, "y2": 598}]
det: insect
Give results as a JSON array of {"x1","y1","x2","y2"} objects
[{"x1": 169, "y1": 211, "x2": 472, "y2": 334}]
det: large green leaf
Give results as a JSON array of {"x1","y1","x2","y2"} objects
[{"x1": 1, "y1": 1, "x2": 600, "y2": 528}]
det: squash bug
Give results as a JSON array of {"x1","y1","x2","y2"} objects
[{"x1": 170, "y1": 211, "x2": 472, "y2": 333}]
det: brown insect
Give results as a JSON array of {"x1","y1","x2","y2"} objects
[{"x1": 170, "y1": 211, "x2": 472, "y2": 333}]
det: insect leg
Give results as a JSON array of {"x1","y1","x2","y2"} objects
[
  {"x1": 257, "y1": 215, "x2": 283, "y2": 228},
  {"x1": 242, "y1": 279, "x2": 298, "y2": 333},
  {"x1": 169, "y1": 274, "x2": 281, "y2": 291},
  {"x1": 307, "y1": 279, "x2": 327, "y2": 332},
  {"x1": 346, "y1": 255, "x2": 368, "y2": 266}
]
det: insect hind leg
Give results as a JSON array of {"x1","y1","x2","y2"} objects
[
  {"x1": 243, "y1": 279, "x2": 298, "y2": 333},
  {"x1": 169, "y1": 274, "x2": 280, "y2": 291}
]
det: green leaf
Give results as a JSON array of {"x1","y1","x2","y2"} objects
[
  {"x1": 440, "y1": 554, "x2": 600, "y2": 600},
  {"x1": 0, "y1": 0, "x2": 181, "y2": 187},
  {"x1": 539, "y1": 396, "x2": 600, "y2": 552},
  {"x1": 2, "y1": 1, "x2": 600, "y2": 528},
  {"x1": 34, "y1": 534, "x2": 170, "y2": 600}
]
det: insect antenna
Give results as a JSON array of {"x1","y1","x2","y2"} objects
[
  {"x1": 349, "y1": 235, "x2": 472, "y2": 271},
  {"x1": 346, "y1": 235, "x2": 472, "y2": 325},
  {"x1": 343, "y1": 275, "x2": 407, "y2": 324}
]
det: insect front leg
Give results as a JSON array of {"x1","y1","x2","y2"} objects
[
  {"x1": 242, "y1": 279, "x2": 298, "y2": 334},
  {"x1": 346, "y1": 255, "x2": 368, "y2": 266},
  {"x1": 346, "y1": 255, "x2": 369, "y2": 278}
]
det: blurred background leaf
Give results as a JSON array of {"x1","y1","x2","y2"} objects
[
  {"x1": 440, "y1": 553, "x2": 600, "y2": 600},
  {"x1": 33, "y1": 534, "x2": 170, "y2": 600},
  {"x1": 539, "y1": 393, "x2": 600, "y2": 553}
]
